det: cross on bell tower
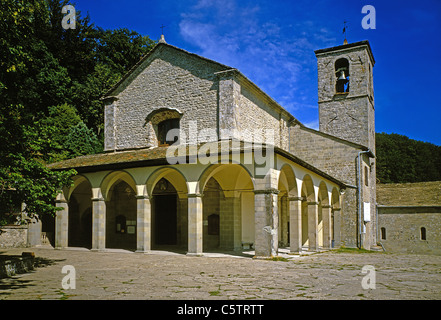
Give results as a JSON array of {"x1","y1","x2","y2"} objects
[
  {"x1": 159, "y1": 24, "x2": 166, "y2": 43},
  {"x1": 342, "y1": 21, "x2": 348, "y2": 44}
]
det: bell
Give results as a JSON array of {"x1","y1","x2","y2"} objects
[{"x1": 338, "y1": 70, "x2": 347, "y2": 81}]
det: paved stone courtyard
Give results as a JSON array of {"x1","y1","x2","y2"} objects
[{"x1": 1, "y1": 247, "x2": 440, "y2": 300}]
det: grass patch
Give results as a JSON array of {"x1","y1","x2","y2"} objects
[
  {"x1": 209, "y1": 285, "x2": 221, "y2": 296},
  {"x1": 209, "y1": 290, "x2": 221, "y2": 296},
  {"x1": 267, "y1": 256, "x2": 289, "y2": 262},
  {"x1": 333, "y1": 247, "x2": 381, "y2": 254}
]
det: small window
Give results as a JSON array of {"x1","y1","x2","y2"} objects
[
  {"x1": 380, "y1": 227, "x2": 386, "y2": 240},
  {"x1": 364, "y1": 166, "x2": 369, "y2": 187},
  {"x1": 116, "y1": 215, "x2": 126, "y2": 234},
  {"x1": 158, "y1": 118, "x2": 180, "y2": 146},
  {"x1": 420, "y1": 227, "x2": 427, "y2": 240}
]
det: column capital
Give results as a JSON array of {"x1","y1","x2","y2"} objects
[
  {"x1": 332, "y1": 207, "x2": 342, "y2": 211},
  {"x1": 322, "y1": 205, "x2": 332, "y2": 209},
  {"x1": 254, "y1": 188, "x2": 280, "y2": 195},
  {"x1": 288, "y1": 196, "x2": 305, "y2": 202},
  {"x1": 307, "y1": 201, "x2": 319, "y2": 206},
  {"x1": 55, "y1": 199, "x2": 68, "y2": 204},
  {"x1": 91, "y1": 197, "x2": 105, "y2": 202},
  {"x1": 188, "y1": 193, "x2": 203, "y2": 198},
  {"x1": 135, "y1": 195, "x2": 150, "y2": 200}
]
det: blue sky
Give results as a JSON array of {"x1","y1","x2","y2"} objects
[{"x1": 73, "y1": 0, "x2": 441, "y2": 145}]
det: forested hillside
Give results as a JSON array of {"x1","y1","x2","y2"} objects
[
  {"x1": 0, "y1": 0, "x2": 155, "y2": 222},
  {"x1": 376, "y1": 133, "x2": 441, "y2": 183}
]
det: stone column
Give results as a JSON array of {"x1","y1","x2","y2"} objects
[
  {"x1": 308, "y1": 201, "x2": 319, "y2": 251},
  {"x1": 55, "y1": 198, "x2": 68, "y2": 249},
  {"x1": 289, "y1": 197, "x2": 303, "y2": 254},
  {"x1": 332, "y1": 208, "x2": 342, "y2": 248},
  {"x1": 27, "y1": 218, "x2": 42, "y2": 247},
  {"x1": 136, "y1": 195, "x2": 151, "y2": 253},
  {"x1": 91, "y1": 197, "x2": 106, "y2": 251},
  {"x1": 254, "y1": 189, "x2": 279, "y2": 258},
  {"x1": 322, "y1": 205, "x2": 333, "y2": 249},
  {"x1": 220, "y1": 196, "x2": 241, "y2": 250},
  {"x1": 187, "y1": 193, "x2": 203, "y2": 256}
]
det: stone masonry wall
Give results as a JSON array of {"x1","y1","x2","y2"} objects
[
  {"x1": 235, "y1": 80, "x2": 290, "y2": 151},
  {"x1": 0, "y1": 225, "x2": 28, "y2": 248},
  {"x1": 378, "y1": 207, "x2": 441, "y2": 255},
  {"x1": 105, "y1": 44, "x2": 291, "y2": 152},
  {"x1": 106, "y1": 45, "x2": 225, "y2": 151},
  {"x1": 316, "y1": 45, "x2": 375, "y2": 152}
]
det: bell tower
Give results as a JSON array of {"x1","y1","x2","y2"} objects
[{"x1": 315, "y1": 40, "x2": 375, "y2": 152}]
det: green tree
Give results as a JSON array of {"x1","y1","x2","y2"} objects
[
  {"x1": 0, "y1": 0, "x2": 155, "y2": 224},
  {"x1": 64, "y1": 121, "x2": 102, "y2": 158},
  {"x1": 0, "y1": 104, "x2": 76, "y2": 224},
  {"x1": 376, "y1": 132, "x2": 441, "y2": 183}
]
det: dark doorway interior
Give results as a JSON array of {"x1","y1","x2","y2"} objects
[{"x1": 155, "y1": 194, "x2": 177, "y2": 245}]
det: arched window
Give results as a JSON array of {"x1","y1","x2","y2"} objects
[
  {"x1": 335, "y1": 58, "x2": 350, "y2": 93},
  {"x1": 420, "y1": 227, "x2": 427, "y2": 240},
  {"x1": 380, "y1": 227, "x2": 386, "y2": 240},
  {"x1": 158, "y1": 118, "x2": 180, "y2": 146},
  {"x1": 145, "y1": 108, "x2": 182, "y2": 147}
]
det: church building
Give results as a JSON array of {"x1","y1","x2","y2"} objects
[{"x1": 45, "y1": 36, "x2": 377, "y2": 257}]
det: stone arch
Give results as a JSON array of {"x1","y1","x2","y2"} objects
[
  {"x1": 278, "y1": 164, "x2": 298, "y2": 197},
  {"x1": 100, "y1": 170, "x2": 137, "y2": 201},
  {"x1": 66, "y1": 175, "x2": 92, "y2": 202},
  {"x1": 146, "y1": 166, "x2": 188, "y2": 198},
  {"x1": 331, "y1": 187, "x2": 340, "y2": 209},
  {"x1": 68, "y1": 177, "x2": 93, "y2": 248},
  {"x1": 100, "y1": 171, "x2": 137, "y2": 250},
  {"x1": 198, "y1": 164, "x2": 255, "y2": 250},
  {"x1": 107, "y1": 180, "x2": 137, "y2": 250},
  {"x1": 145, "y1": 108, "x2": 183, "y2": 147},
  {"x1": 300, "y1": 174, "x2": 316, "y2": 249},
  {"x1": 301, "y1": 174, "x2": 315, "y2": 202},
  {"x1": 278, "y1": 164, "x2": 298, "y2": 246},
  {"x1": 197, "y1": 163, "x2": 255, "y2": 195},
  {"x1": 317, "y1": 181, "x2": 329, "y2": 248},
  {"x1": 146, "y1": 167, "x2": 189, "y2": 248}
]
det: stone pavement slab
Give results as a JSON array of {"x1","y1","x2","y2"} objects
[{"x1": 1, "y1": 247, "x2": 440, "y2": 300}]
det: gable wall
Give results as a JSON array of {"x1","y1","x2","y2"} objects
[{"x1": 107, "y1": 46, "x2": 225, "y2": 151}]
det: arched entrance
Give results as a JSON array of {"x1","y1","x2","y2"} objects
[
  {"x1": 68, "y1": 179, "x2": 92, "y2": 248},
  {"x1": 198, "y1": 164, "x2": 255, "y2": 251},
  {"x1": 277, "y1": 164, "x2": 298, "y2": 248},
  {"x1": 152, "y1": 178, "x2": 179, "y2": 247},
  {"x1": 301, "y1": 174, "x2": 316, "y2": 250},
  {"x1": 147, "y1": 167, "x2": 189, "y2": 251},
  {"x1": 105, "y1": 180, "x2": 137, "y2": 250},
  {"x1": 202, "y1": 177, "x2": 223, "y2": 250}
]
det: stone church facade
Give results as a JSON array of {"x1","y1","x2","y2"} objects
[{"x1": 40, "y1": 38, "x2": 377, "y2": 257}]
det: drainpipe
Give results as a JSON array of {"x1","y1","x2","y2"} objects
[{"x1": 357, "y1": 149, "x2": 373, "y2": 249}]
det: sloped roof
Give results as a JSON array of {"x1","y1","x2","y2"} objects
[
  {"x1": 47, "y1": 141, "x2": 347, "y2": 188},
  {"x1": 377, "y1": 181, "x2": 441, "y2": 206}
]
